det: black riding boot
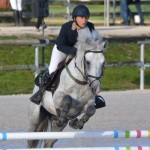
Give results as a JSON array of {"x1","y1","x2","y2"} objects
[
  {"x1": 30, "y1": 71, "x2": 54, "y2": 105},
  {"x1": 18, "y1": 11, "x2": 23, "y2": 26},
  {"x1": 95, "y1": 95, "x2": 106, "y2": 109},
  {"x1": 13, "y1": 10, "x2": 19, "y2": 26}
]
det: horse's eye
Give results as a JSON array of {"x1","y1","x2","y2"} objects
[
  {"x1": 86, "y1": 61, "x2": 90, "y2": 69},
  {"x1": 86, "y1": 61, "x2": 90, "y2": 65}
]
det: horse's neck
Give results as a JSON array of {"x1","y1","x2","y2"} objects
[{"x1": 68, "y1": 57, "x2": 85, "y2": 80}]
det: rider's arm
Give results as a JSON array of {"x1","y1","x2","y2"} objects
[
  {"x1": 55, "y1": 22, "x2": 77, "y2": 56},
  {"x1": 55, "y1": 21, "x2": 95, "y2": 56}
]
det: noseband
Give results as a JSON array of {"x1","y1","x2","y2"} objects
[{"x1": 65, "y1": 50, "x2": 104, "y2": 86}]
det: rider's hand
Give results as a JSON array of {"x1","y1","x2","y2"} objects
[{"x1": 69, "y1": 47, "x2": 77, "y2": 56}]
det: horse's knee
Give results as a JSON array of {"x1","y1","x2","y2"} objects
[
  {"x1": 62, "y1": 95, "x2": 72, "y2": 108},
  {"x1": 56, "y1": 95, "x2": 72, "y2": 127}
]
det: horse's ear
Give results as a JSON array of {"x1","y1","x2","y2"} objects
[
  {"x1": 102, "y1": 40, "x2": 108, "y2": 48},
  {"x1": 102, "y1": 40, "x2": 108, "y2": 53}
]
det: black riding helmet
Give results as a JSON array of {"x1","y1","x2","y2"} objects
[{"x1": 72, "y1": 5, "x2": 90, "y2": 19}]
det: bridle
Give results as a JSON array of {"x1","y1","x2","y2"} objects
[{"x1": 65, "y1": 50, "x2": 105, "y2": 86}]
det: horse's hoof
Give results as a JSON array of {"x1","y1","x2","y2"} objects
[
  {"x1": 78, "y1": 124, "x2": 83, "y2": 130},
  {"x1": 56, "y1": 117, "x2": 68, "y2": 127},
  {"x1": 69, "y1": 118, "x2": 79, "y2": 129}
]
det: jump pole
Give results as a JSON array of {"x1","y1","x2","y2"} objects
[
  {"x1": 1, "y1": 130, "x2": 150, "y2": 141},
  {"x1": 0, "y1": 147, "x2": 150, "y2": 150}
]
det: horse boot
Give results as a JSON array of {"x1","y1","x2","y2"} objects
[
  {"x1": 95, "y1": 95, "x2": 106, "y2": 109},
  {"x1": 30, "y1": 71, "x2": 54, "y2": 105}
]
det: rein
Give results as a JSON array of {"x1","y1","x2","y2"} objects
[{"x1": 65, "y1": 64, "x2": 88, "y2": 85}]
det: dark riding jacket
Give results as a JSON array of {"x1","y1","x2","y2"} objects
[{"x1": 55, "y1": 21, "x2": 95, "y2": 55}]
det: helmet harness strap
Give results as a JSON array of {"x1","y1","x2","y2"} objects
[{"x1": 73, "y1": 17, "x2": 84, "y2": 29}]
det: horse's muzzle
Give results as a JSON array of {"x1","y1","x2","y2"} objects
[{"x1": 89, "y1": 80, "x2": 101, "y2": 95}]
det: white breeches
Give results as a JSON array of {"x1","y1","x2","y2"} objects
[
  {"x1": 9, "y1": 0, "x2": 22, "y2": 11},
  {"x1": 48, "y1": 44, "x2": 67, "y2": 74}
]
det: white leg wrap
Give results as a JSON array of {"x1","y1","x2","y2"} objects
[{"x1": 48, "y1": 44, "x2": 67, "y2": 74}]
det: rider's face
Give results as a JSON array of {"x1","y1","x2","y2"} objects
[{"x1": 75, "y1": 16, "x2": 89, "y2": 29}]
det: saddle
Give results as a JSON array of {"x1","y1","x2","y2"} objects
[{"x1": 35, "y1": 57, "x2": 72, "y2": 95}]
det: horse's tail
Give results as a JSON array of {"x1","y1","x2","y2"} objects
[
  {"x1": 37, "y1": 106, "x2": 50, "y2": 132},
  {"x1": 37, "y1": 117, "x2": 49, "y2": 132}
]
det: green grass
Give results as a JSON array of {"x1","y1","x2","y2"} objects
[
  {"x1": 0, "y1": 70, "x2": 34, "y2": 95},
  {"x1": 0, "y1": 40, "x2": 150, "y2": 95}
]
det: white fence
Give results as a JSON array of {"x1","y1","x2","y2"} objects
[
  {"x1": 1, "y1": 130, "x2": 150, "y2": 141},
  {"x1": 0, "y1": 147, "x2": 150, "y2": 150},
  {"x1": 1, "y1": 130, "x2": 150, "y2": 150}
]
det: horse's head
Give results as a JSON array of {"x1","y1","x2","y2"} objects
[{"x1": 75, "y1": 28, "x2": 107, "y2": 95}]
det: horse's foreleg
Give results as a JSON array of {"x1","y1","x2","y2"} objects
[
  {"x1": 56, "y1": 95, "x2": 72, "y2": 126},
  {"x1": 69, "y1": 105, "x2": 96, "y2": 129}
]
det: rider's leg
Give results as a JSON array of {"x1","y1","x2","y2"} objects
[
  {"x1": 30, "y1": 45, "x2": 67, "y2": 104},
  {"x1": 48, "y1": 45, "x2": 67, "y2": 74},
  {"x1": 94, "y1": 85, "x2": 106, "y2": 109},
  {"x1": 95, "y1": 92, "x2": 106, "y2": 109}
]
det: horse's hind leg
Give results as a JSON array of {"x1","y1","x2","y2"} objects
[
  {"x1": 56, "y1": 95, "x2": 72, "y2": 126},
  {"x1": 27, "y1": 103, "x2": 48, "y2": 148},
  {"x1": 43, "y1": 95, "x2": 71, "y2": 147},
  {"x1": 44, "y1": 116, "x2": 68, "y2": 148}
]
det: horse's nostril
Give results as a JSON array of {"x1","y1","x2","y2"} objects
[
  {"x1": 90, "y1": 87, "x2": 94, "y2": 94},
  {"x1": 90, "y1": 87, "x2": 96, "y2": 95},
  {"x1": 92, "y1": 88, "x2": 94, "y2": 94},
  {"x1": 90, "y1": 80, "x2": 100, "y2": 95}
]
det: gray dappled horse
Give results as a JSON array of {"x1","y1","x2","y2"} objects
[{"x1": 28, "y1": 28, "x2": 107, "y2": 148}]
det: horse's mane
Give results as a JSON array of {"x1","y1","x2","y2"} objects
[
  {"x1": 76, "y1": 28, "x2": 104, "y2": 51},
  {"x1": 77, "y1": 28, "x2": 103, "y2": 43}
]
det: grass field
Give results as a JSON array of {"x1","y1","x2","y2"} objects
[{"x1": 0, "y1": 39, "x2": 150, "y2": 95}]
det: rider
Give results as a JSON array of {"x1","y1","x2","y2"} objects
[{"x1": 30, "y1": 4, "x2": 105, "y2": 108}]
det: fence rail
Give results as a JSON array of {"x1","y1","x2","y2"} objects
[
  {"x1": 0, "y1": 39, "x2": 150, "y2": 89},
  {"x1": 1, "y1": 147, "x2": 150, "y2": 150},
  {"x1": 1, "y1": 130, "x2": 150, "y2": 150},
  {"x1": 1, "y1": 61, "x2": 150, "y2": 71},
  {"x1": 1, "y1": 130, "x2": 150, "y2": 141}
]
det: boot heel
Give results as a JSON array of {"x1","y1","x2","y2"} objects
[{"x1": 30, "y1": 91, "x2": 43, "y2": 105}]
